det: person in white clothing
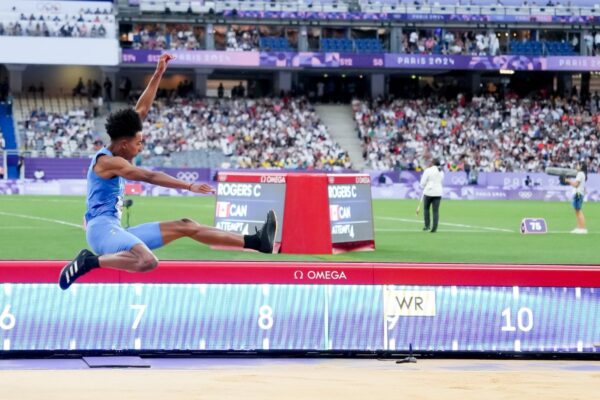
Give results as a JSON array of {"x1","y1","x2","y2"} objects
[
  {"x1": 418, "y1": 159, "x2": 444, "y2": 233},
  {"x1": 567, "y1": 161, "x2": 588, "y2": 234}
]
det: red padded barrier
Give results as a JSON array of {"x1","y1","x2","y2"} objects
[
  {"x1": 1, "y1": 260, "x2": 600, "y2": 287},
  {"x1": 280, "y1": 173, "x2": 332, "y2": 254}
]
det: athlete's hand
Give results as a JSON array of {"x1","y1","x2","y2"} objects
[
  {"x1": 156, "y1": 53, "x2": 174, "y2": 75},
  {"x1": 415, "y1": 206, "x2": 420, "y2": 216},
  {"x1": 190, "y1": 183, "x2": 216, "y2": 194}
]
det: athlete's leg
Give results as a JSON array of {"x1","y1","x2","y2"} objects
[
  {"x1": 60, "y1": 217, "x2": 160, "y2": 290},
  {"x1": 152, "y1": 210, "x2": 277, "y2": 253},
  {"x1": 159, "y1": 218, "x2": 243, "y2": 247},
  {"x1": 60, "y1": 211, "x2": 277, "y2": 290},
  {"x1": 59, "y1": 244, "x2": 158, "y2": 290},
  {"x1": 98, "y1": 243, "x2": 158, "y2": 272}
]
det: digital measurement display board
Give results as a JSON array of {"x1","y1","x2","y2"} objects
[{"x1": 1, "y1": 283, "x2": 598, "y2": 353}]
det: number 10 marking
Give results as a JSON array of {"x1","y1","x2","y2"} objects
[{"x1": 501, "y1": 307, "x2": 533, "y2": 332}]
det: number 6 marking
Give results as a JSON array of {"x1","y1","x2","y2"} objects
[
  {"x1": 130, "y1": 305, "x2": 146, "y2": 330},
  {"x1": 0, "y1": 305, "x2": 16, "y2": 330}
]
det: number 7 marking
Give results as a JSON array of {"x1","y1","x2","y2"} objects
[{"x1": 130, "y1": 305, "x2": 146, "y2": 330}]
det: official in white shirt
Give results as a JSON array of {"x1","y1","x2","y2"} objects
[
  {"x1": 567, "y1": 161, "x2": 588, "y2": 234},
  {"x1": 418, "y1": 159, "x2": 444, "y2": 233}
]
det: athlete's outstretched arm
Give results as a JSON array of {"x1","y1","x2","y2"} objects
[
  {"x1": 96, "y1": 156, "x2": 214, "y2": 194},
  {"x1": 135, "y1": 53, "x2": 174, "y2": 121}
]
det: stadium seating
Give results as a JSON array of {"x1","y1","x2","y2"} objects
[
  {"x1": 545, "y1": 40, "x2": 577, "y2": 55},
  {"x1": 259, "y1": 37, "x2": 294, "y2": 51},
  {"x1": 509, "y1": 40, "x2": 576, "y2": 56},
  {"x1": 133, "y1": 0, "x2": 600, "y2": 16},
  {"x1": 320, "y1": 38, "x2": 384, "y2": 53},
  {"x1": 509, "y1": 41, "x2": 544, "y2": 56},
  {"x1": 137, "y1": 0, "x2": 350, "y2": 13},
  {"x1": 353, "y1": 38, "x2": 385, "y2": 53}
]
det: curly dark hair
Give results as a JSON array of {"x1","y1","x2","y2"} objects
[{"x1": 105, "y1": 108, "x2": 142, "y2": 141}]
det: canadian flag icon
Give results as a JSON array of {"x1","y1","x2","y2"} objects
[
  {"x1": 216, "y1": 201, "x2": 230, "y2": 218},
  {"x1": 329, "y1": 204, "x2": 340, "y2": 221}
]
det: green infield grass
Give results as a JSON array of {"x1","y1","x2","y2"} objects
[{"x1": 0, "y1": 195, "x2": 598, "y2": 265}]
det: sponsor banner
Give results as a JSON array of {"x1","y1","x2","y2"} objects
[
  {"x1": 370, "y1": 170, "x2": 598, "y2": 189},
  {"x1": 168, "y1": 50, "x2": 260, "y2": 67},
  {"x1": 122, "y1": 49, "x2": 161, "y2": 64},
  {"x1": 223, "y1": 10, "x2": 600, "y2": 24},
  {"x1": 0, "y1": 180, "x2": 216, "y2": 196},
  {"x1": 0, "y1": 37, "x2": 119, "y2": 66},
  {"x1": 289, "y1": 267, "x2": 375, "y2": 284},
  {"x1": 122, "y1": 49, "x2": 260, "y2": 66},
  {"x1": 23, "y1": 159, "x2": 214, "y2": 182},
  {"x1": 327, "y1": 174, "x2": 371, "y2": 185},
  {"x1": 123, "y1": 49, "x2": 600, "y2": 71},
  {"x1": 157, "y1": 168, "x2": 212, "y2": 183},
  {"x1": 547, "y1": 56, "x2": 600, "y2": 71},
  {"x1": 370, "y1": 183, "x2": 587, "y2": 202},
  {"x1": 217, "y1": 172, "x2": 287, "y2": 184},
  {"x1": 2, "y1": 171, "x2": 600, "y2": 202},
  {"x1": 24, "y1": 157, "x2": 91, "y2": 180},
  {"x1": 260, "y1": 52, "x2": 385, "y2": 68},
  {"x1": 384, "y1": 54, "x2": 551, "y2": 71}
]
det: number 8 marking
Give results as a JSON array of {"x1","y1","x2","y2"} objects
[{"x1": 258, "y1": 305, "x2": 273, "y2": 330}]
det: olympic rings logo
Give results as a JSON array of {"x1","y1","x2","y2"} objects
[
  {"x1": 518, "y1": 191, "x2": 533, "y2": 199},
  {"x1": 39, "y1": 2, "x2": 62, "y2": 13},
  {"x1": 451, "y1": 176, "x2": 467, "y2": 185},
  {"x1": 176, "y1": 171, "x2": 200, "y2": 183}
]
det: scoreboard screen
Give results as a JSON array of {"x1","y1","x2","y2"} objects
[
  {"x1": 327, "y1": 174, "x2": 374, "y2": 244},
  {"x1": 215, "y1": 172, "x2": 286, "y2": 241},
  {"x1": 214, "y1": 172, "x2": 375, "y2": 253}
]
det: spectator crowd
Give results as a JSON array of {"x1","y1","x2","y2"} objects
[
  {"x1": 401, "y1": 30, "x2": 501, "y2": 55},
  {"x1": 0, "y1": 12, "x2": 114, "y2": 38},
  {"x1": 124, "y1": 24, "x2": 262, "y2": 51},
  {"x1": 15, "y1": 96, "x2": 351, "y2": 171},
  {"x1": 353, "y1": 94, "x2": 600, "y2": 172},
  {"x1": 141, "y1": 97, "x2": 351, "y2": 169},
  {"x1": 127, "y1": 24, "x2": 203, "y2": 50},
  {"x1": 18, "y1": 107, "x2": 101, "y2": 157},
  {"x1": 14, "y1": 91, "x2": 600, "y2": 175}
]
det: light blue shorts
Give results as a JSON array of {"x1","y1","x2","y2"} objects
[{"x1": 86, "y1": 215, "x2": 164, "y2": 255}]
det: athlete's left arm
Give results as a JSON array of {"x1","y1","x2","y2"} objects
[
  {"x1": 134, "y1": 53, "x2": 174, "y2": 121},
  {"x1": 100, "y1": 156, "x2": 215, "y2": 194}
]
